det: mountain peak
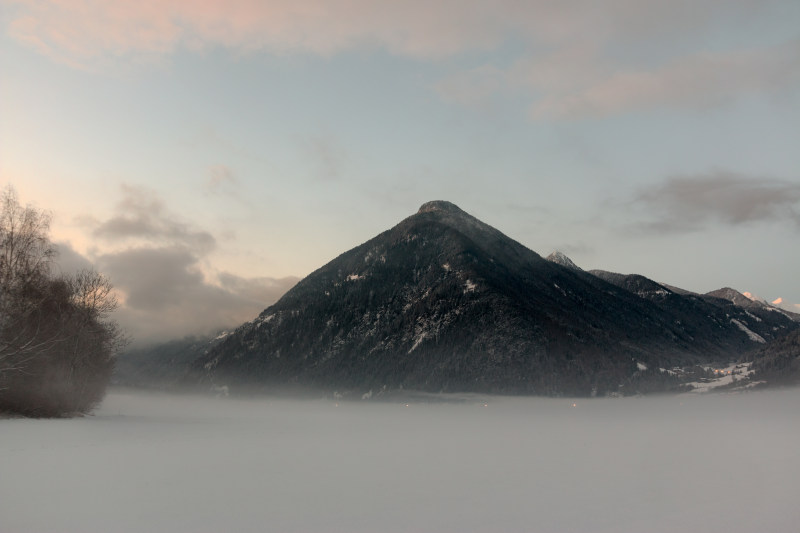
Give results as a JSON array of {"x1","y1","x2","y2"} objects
[
  {"x1": 706, "y1": 287, "x2": 765, "y2": 309},
  {"x1": 546, "y1": 251, "x2": 582, "y2": 271},
  {"x1": 188, "y1": 200, "x2": 800, "y2": 396},
  {"x1": 417, "y1": 200, "x2": 464, "y2": 215}
]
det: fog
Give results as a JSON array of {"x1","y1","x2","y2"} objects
[{"x1": 2, "y1": 389, "x2": 799, "y2": 533}]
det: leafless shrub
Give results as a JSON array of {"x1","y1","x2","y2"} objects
[{"x1": 0, "y1": 187, "x2": 127, "y2": 417}]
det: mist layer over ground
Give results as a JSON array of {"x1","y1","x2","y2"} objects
[{"x1": 2, "y1": 389, "x2": 798, "y2": 533}]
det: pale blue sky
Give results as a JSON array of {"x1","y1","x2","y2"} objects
[{"x1": 2, "y1": 1, "x2": 799, "y2": 342}]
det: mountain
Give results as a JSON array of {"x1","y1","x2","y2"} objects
[
  {"x1": 770, "y1": 297, "x2": 800, "y2": 314},
  {"x1": 114, "y1": 334, "x2": 229, "y2": 389},
  {"x1": 187, "y1": 201, "x2": 799, "y2": 396},
  {"x1": 706, "y1": 287, "x2": 800, "y2": 320},
  {"x1": 588, "y1": 270, "x2": 672, "y2": 300},
  {"x1": 545, "y1": 251, "x2": 582, "y2": 271},
  {"x1": 585, "y1": 271, "x2": 797, "y2": 353},
  {"x1": 747, "y1": 329, "x2": 800, "y2": 386},
  {"x1": 706, "y1": 287, "x2": 765, "y2": 309}
]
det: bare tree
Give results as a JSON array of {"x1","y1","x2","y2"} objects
[{"x1": 0, "y1": 187, "x2": 126, "y2": 416}]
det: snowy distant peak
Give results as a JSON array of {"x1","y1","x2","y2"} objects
[
  {"x1": 742, "y1": 291, "x2": 769, "y2": 305},
  {"x1": 417, "y1": 200, "x2": 464, "y2": 215},
  {"x1": 705, "y1": 287, "x2": 786, "y2": 311},
  {"x1": 706, "y1": 287, "x2": 762, "y2": 308},
  {"x1": 715, "y1": 289, "x2": 796, "y2": 313},
  {"x1": 546, "y1": 251, "x2": 582, "y2": 271},
  {"x1": 771, "y1": 297, "x2": 800, "y2": 315}
]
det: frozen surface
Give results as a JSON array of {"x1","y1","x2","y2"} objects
[{"x1": 2, "y1": 389, "x2": 800, "y2": 533}]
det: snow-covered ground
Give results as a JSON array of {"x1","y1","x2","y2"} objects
[
  {"x1": 685, "y1": 362, "x2": 756, "y2": 393},
  {"x1": 2, "y1": 389, "x2": 799, "y2": 533}
]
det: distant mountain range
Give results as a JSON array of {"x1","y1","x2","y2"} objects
[{"x1": 116, "y1": 201, "x2": 800, "y2": 396}]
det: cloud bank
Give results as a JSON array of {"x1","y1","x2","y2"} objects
[
  {"x1": 632, "y1": 171, "x2": 800, "y2": 233},
  {"x1": 69, "y1": 185, "x2": 299, "y2": 344},
  {"x1": 5, "y1": 0, "x2": 798, "y2": 117},
  {"x1": 93, "y1": 184, "x2": 216, "y2": 253}
]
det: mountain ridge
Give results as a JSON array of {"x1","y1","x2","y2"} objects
[{"x1": 176, "y1": 201, "x2": 799, "y2": 396}]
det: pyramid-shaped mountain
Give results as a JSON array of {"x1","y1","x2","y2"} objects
[{"x1": 193, "y1": 201, "x2": 797, "y2": 396}]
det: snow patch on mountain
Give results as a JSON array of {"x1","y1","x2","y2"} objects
[
  {"x1": 638, "y1": 288, "x2": 669, "y2": 297},
  {"x1": 256, "y1": 313, "x2": 276, "y2": 326},
  {"x1": 409, "y1": 329, "x2": 428, "y2": 353},
  {"x1": 744, "y1": 310, "x2": 762, "y2": 322},
  {"x1": 730, "y1": 319, "x2": 766, "y2": 343}
]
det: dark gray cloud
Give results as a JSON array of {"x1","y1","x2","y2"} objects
[
  {"x1": 52, "y1": 241, "x2": 95, "y2": 276},
  {"x1": 95, "y1": 246, "x2": 299, "y2": 345},
  {"x1": 96, "y1": 246, "x2": 204, "y2": 311},
  {"x1": 78, "y1": 185, "x2": 300, "y2": 344},
  {"x1": 94, "y1": 185, "x2": 216, "y2": 253},
  {"x1": 633, "y1": 171, "x2": 800, "y2": 233}
]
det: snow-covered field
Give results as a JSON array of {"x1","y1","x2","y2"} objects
[{"x1": 2, "y1": 388, "x2": 799, "y2": 533}]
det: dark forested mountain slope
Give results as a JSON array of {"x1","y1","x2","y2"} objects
[
  {"x1": 587, "y1": 271, "x2": 797, "y2": 355},
  {"x1": 748, "y1": 329, "x2": 800, "y2": 385},
  {"x1": 188, "y1": 201, "x2": 797, "y2": 396},
  {"x1": 114, "y1": 335, "x2": 225, "y2": 389}
]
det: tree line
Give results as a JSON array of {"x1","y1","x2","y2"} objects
[{"x1": 0, "y1": 187, "x2": 126, "y2": 417}]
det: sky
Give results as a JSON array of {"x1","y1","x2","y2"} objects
[{"x1": 1, "y1": 0, "x2": 799, "y2": 344}]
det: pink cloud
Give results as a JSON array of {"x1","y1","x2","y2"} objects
[
  {"x1": 7, "y1": 0, "x2": 181, "y2": 68},
  {"x1": 530, "y1": 40, "x2": 800, "y2": 118},
  {"x1": 5, "y1": 0, "x2": 775, "y2": 66},
  {"x1": 3, "y1": 0, "x2": 517, "y2": 67},
  {"x1": 5, "y1": 0, "x2": 795, "y2": 116}
]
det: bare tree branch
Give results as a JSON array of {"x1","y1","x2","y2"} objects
[{"x1": 0, "y1": 186, "x2": 127, "y2": 416}]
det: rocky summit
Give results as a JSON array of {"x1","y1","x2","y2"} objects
[{"x1": 188, "y1": 201, "x2": 798, "y2": 396}]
